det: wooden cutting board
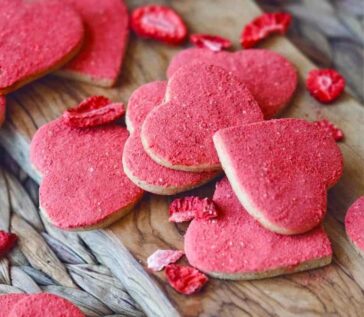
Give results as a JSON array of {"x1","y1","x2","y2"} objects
[{"x1": 1, "y1": 0, "x2": 363, "y2": 316}]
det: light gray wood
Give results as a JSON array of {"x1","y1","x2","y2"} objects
[
  {"x1": 41, "y1": 233, "x2": 87, "y2": 265},
  {"x1": 5, "y1": 171, "x2": 43, "y2": 231},
  {"x1": 10, "y1": 214, "x2": 76, "y2": 288},
  {"x1": 43, "y1": 285, "x2": 113, "y2": 317},
  {"x1": 81, "y1": 231, "x2": 179, "y2": 317},
  {"x1": 67, "y1": 264, "x2": 144, "y2": 316},
  {"x1": 41, "y1": 214, "x2": 97, "y2": 265},
  {"x1": 20, "y1": 266, "x2": 55, "y2": 286},
  {"x1": 10, "y1": 266, "x2": 42, "y2": 294},
  {"x1": 0, "y1": 169, "x2": 10, "y2": 231},
  {"x1": 0, "y1": 284, "x2": 24, "y2": 294},
  {"x1": 0, "y1": 258, "x2": 10, "y2": 285}
]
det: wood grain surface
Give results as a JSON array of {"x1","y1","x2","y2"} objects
[{"x1": 0, "y1": 0, "x2": 363, "y2": 316}]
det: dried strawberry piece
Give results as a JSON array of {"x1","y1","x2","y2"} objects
[
  {"x1": 169, "y1": 197, "x2": 218, "y2": 223},
  {"x1": 241, "y1": 12, "x2": 292, "y2": 48},
  {"x1": 131, "y1": 5, "x2": 187, "y2": 45},
  {"x1": 165, "y1": 264, "x2": 208, "y2": 295},
  {"x1": 190, "y1": 34, "x2": 232, "y2": 52},
  {"x1": 194, "y1": 198, "x2": 219, "y2": 220},
  {"x1": 63, "y1": 96, "x2": 125, "y2": 128},
  {"x1": 314, "y1": 119, "x2": 344, "y2": 142},
  {"x1": 306, "y1": 69, "x2": 345, "y2": 103},
  {"x1": 0, "y1": 231, "x2": 17, "y2": 258},
  {"x1": 147, "y1": 249, "x2": 184, "y2": 271}
]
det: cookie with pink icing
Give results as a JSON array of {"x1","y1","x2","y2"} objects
[
  {"x1": 345, "y1": 196, "x2": 364, "y2": 256},
  {"x1": 125, "y1": 81, "x2": 167, "y2": 133},
  {"x1": 56, "y1": 0, "x2": 129, "y2": 87},
  {"x1": 184, "y1": 178, "x2": 333, "y2": 280},
  {"x1": 0, "y1": 294, "x2": 27, "y2": 316},
  {"x1": 141, "y1": 63, "x2": 263, "y2": 172},
  {"x1": 0, "y1": 0, "x2": 84, "y2": 94},
  {"x1": 167, "y1": 48, "x2": 297, "y2": 118},
  {"x1": 0, "y1": 96, "x2": 5, "y2": 126},
  {"x1": 30, "y1": 107, "x2": 144, "y2": 230},
  {"x1": 9, "y1": 293, "x2": 85, "y2": 317},
  {"x1": 123, "y1": 81, "x2": 219, "y2": 195},
  {"x1": 213, "y1": 119, "x2": 343, "y2": 235}
]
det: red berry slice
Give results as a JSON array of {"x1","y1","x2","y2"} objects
[
  {"x1": 131, "y1": 5, "x2": 187, "y2": 45},
  {"x1": 241, "y1": 12, "x2": 291, "y2": 48},
  {"x1": 314, "y1": 119, "x2": 344, "y2": 142},
  {"x1": 190, "y1": 34, "x2": 232, "y2": 52},
  {"x1": 165, "y1": 264, "x2": 208, "y2": 295},
  {"x1": 63, "y1": 96, "x2": 125, "y2": 128},
  {"x1": 169, "y1": 196, "x2": 218, "y2": 223},
  {"x1": 0, "y1": 230, "x2": 18, "y2": 258},
  {"x1": 306, "y1": 69, "x2": 345, "y2": 103},
  {"x1": 147, "y1": 249, "x2": 184, "y2": 271}
]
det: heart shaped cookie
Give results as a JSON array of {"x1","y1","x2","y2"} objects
[
  {"x1": 125, "y1": 81, "x2": 167, "y2": 133},
  {"x1": 213, "y1": 119, "x2": 343, "y2": 234},
  {"x1": 9, "y1": 293, "x2": 85, "y2": 317},
  {"x1": 30, "y1": 116, "x2": 144, "y2": 230},
  {"x1": 0, "y1": 294, "x2": 27, "y2": 316},
  {"x1": 56, "y1": 0, "x2": 129, "y2": 87},
  {"x1": 167, "y1": 48, "x2": 297, "y2": 118},
  {"x1": 0, "y1": 96, "x2": 5, "y2": 126},
  {"x1": 345, "y1": 196, "x2": 364, "y2": 256},
  {"x1": 123, "y1": 81, "x2": 219, "y2": 195},
  {"x1": 0, "y1": 0, "x2": 84, "y2": 94},
  {"x1": 141, "y1": 63, "x2": 263, "y2": 172},
  {"x1": 184, "y1": 178, "x2": 332, "y2": 280}
]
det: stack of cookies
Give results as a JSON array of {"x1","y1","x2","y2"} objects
[
  {"x1": 121, "y1": 49, "x2": 343, "y2": 280},
  {"x1": 30, "y1": 46, "x2": 346, "y2": 283}
]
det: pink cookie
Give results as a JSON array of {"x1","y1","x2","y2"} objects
[
  {"x1": 167, "y1": 48, "x2": 297, "y2": 118},
  {"x1": 123, "y1": 133, "x2": 219, "y2": 195},
  {"x1": 184, "y1": 178, "x2": 333, "y2": 280},
  {"x1": 30, "y1": 118, "x2": 144, "y2": 230},
  {"x1": 0, "y1": 294, "x2": 27, "y2": 316},
  {"x1": 141, "y1": 63, "x2": 263, "y2": 172},
  {"x1": 57, "y1": 0, "x2": 129, "y2": 87},
  {"x1": 125, "y1": 81, "x2": 167, "y2": 133},
  {"x1": 123, "y1": 82, "x2": 218, "y2": 195},
  {"x1": 0, "y1": 0, "x2": 84, "y2": 94},
  {"x1": 213, "y1": 119, "x2": 343, "y2": 235},
  {"x1": 345, "y1": 196, "x2": 364, "y2": 256},
  {"x1": 9, "y1": 293, "x2": 85, "y2": 317},
  {"x1": 0, "y1": 96, "x2": 5, "y2": 126}
]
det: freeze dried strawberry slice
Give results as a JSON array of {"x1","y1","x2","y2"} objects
[
  {"x1": 131, "y1": 5, "x2": 187, "y2": 45},
  {"x1": 169, "y1": 197, "x2": 218, "y2": 223},
  {"x1": 190, "y1": 34, "x2": 232, "y2": 52},
  {"x1": 147, "y1": 249, "x2": 184, "y2": 271},
  {"x1": 169, "y1": 196, "x2": 199, "y2": 222},
  {"x1": 0, "y1": 231, "x2": 17, "y2": 258},
  {"x1": 306, "y1": 69, "x2": 345, "y2": 103},
  {"x1": 241, "y1": 12, "x2": 292, "y2": 48},
  {"x1": 63, "y1": 96, "x2": 125, "y2": 128},
  {"x1": 165, "y1": 264, "x2": 208, "y2": 295},
  {"x1": 314, "y1": 119, "x2": 344, "y2": 142},
  {"x1": 194, "y1": 198, "x2": 219, "y2": 220}
]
